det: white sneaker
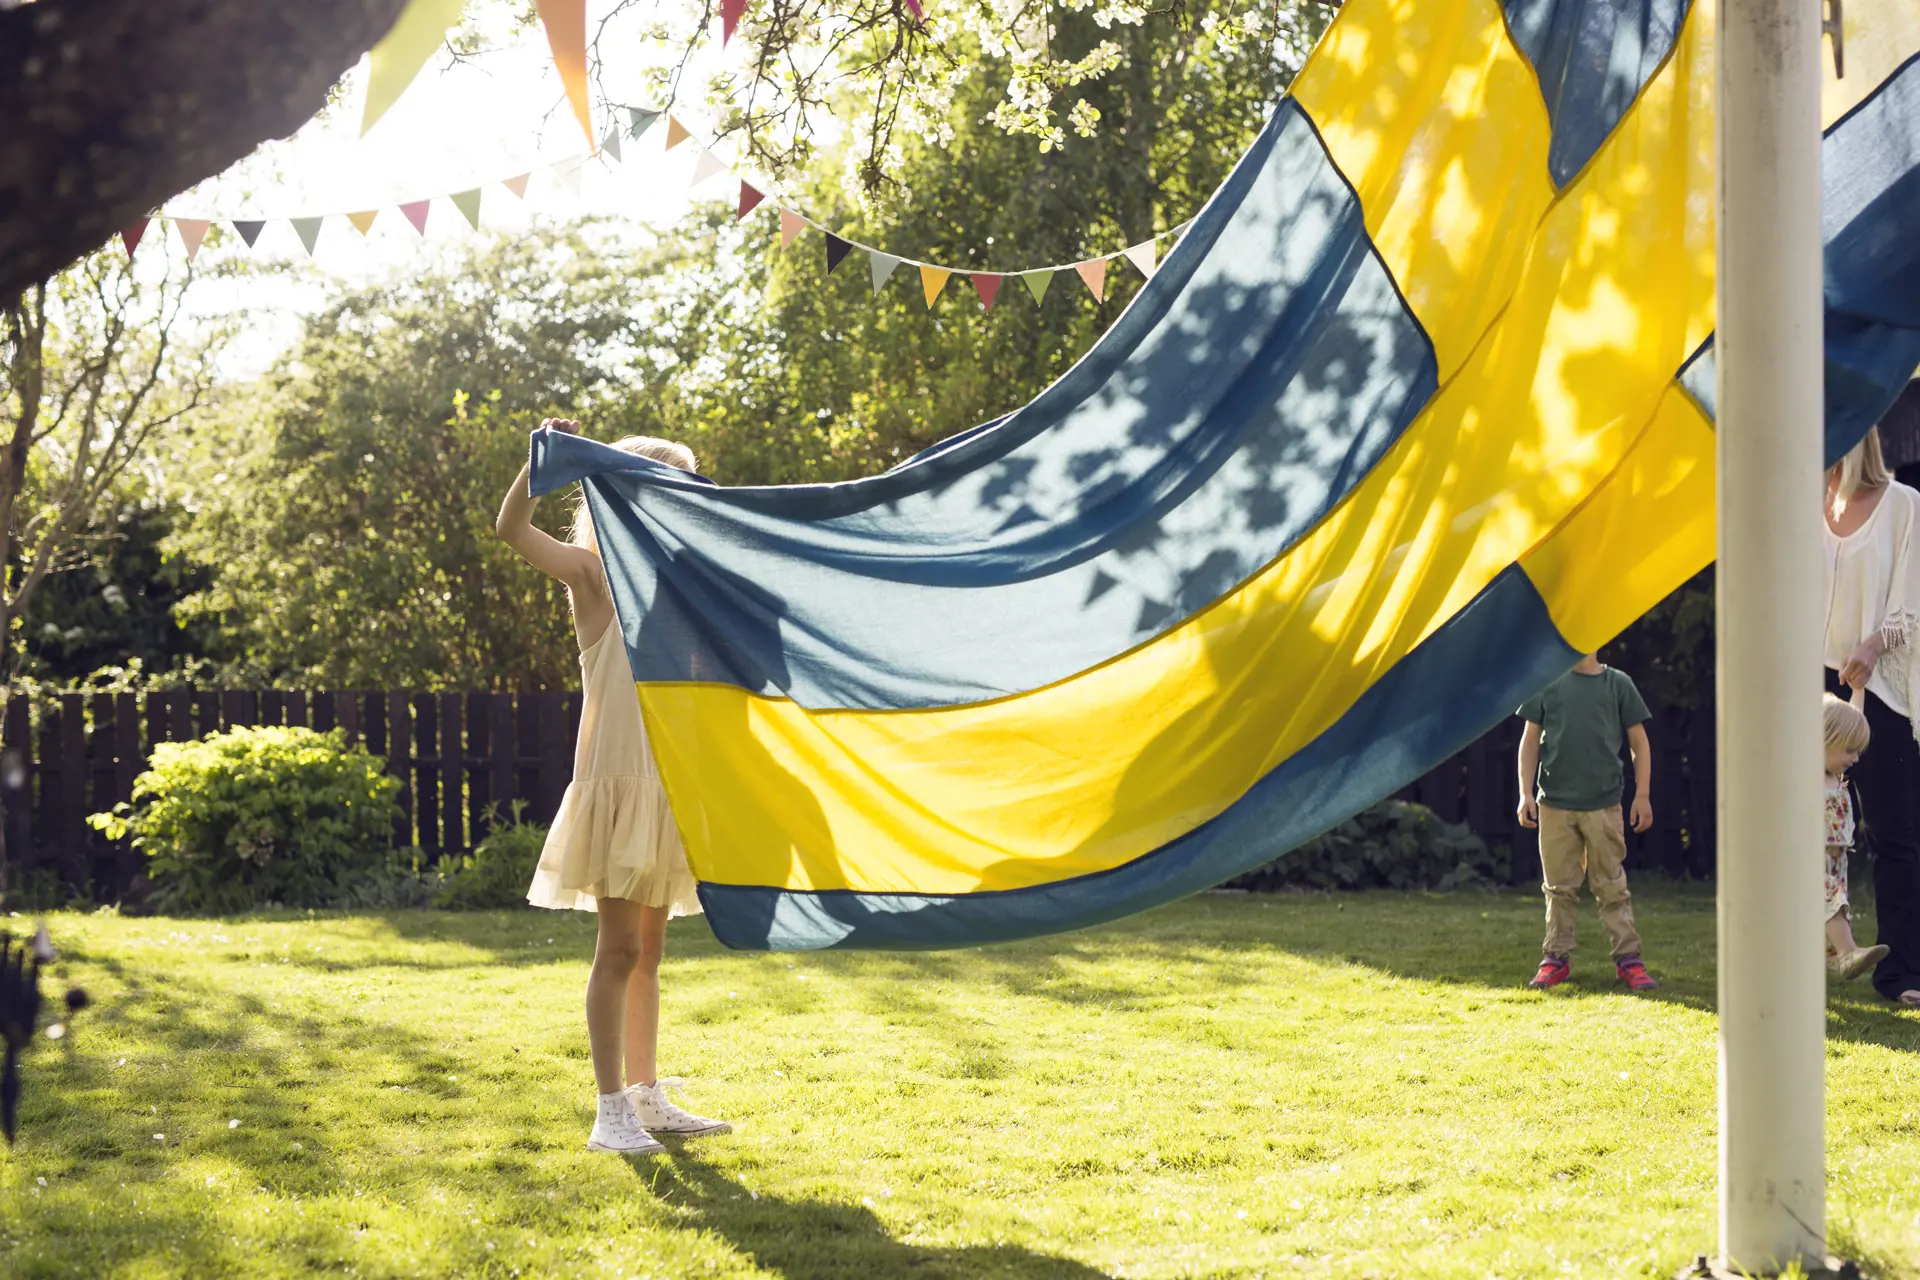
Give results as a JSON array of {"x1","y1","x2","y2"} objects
[
  {"x1": 626, "y1": 1078, "x2": 732, "y2": 1137},
  {"x1": 586, "y1": 1092, "x2": 665, "y2": 1154}
]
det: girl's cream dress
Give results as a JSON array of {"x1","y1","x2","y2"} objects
[{"x1": 526, "y1": 622, "x2": 702, "y2": 916}]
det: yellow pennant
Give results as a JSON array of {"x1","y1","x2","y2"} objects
[
  {"x1": 920, "y1": 265, "x2": 952, "y2": 308},
  {"x1": 362, "y1": 0, "x2": 472, "y2": 135},
  {"x1": 348, "y1": 210, "x2": 379, "y2": 236}
]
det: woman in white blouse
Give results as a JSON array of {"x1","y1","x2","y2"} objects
[{"x1": 1824, "y1": 426, "x2": 1920, "y2": 1006}]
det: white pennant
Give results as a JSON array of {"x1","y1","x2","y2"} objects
[
  {"x1": 552, "y1": 157, "x2": 585, "y2": 195},
  {"x1": 690, "y1": 149, "x2": 729, "y2": 188},
  {"x1": 869, "y1": 252, "x2": 903, "y2": 294},
  {"x1": 1122, "y1": 238, "x2": 1158, "y2": 278}
]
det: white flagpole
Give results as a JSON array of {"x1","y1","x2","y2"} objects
[{"x1": 1715, "y1": 0, "x2": 1827, "y2": 1271}]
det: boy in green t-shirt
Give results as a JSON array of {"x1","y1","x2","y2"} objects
[{"x1": 1516, "y1": 653, "x2": 1659, "y2": 992}]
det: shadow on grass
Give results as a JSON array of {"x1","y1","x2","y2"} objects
[{"x1": 633, "y1": 1151, "x2": 1115, "y2": 1280}]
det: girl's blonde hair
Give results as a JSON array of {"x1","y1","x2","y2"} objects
[
  {"x1": 568, "y1": 435, "x2": 698, "y2": 552},
  {"x1": 1831, "y1": 426, "x2": 1892, "y2": 499},
  {"x1": 1824, "y1": 693, "x2": 1871, "y2": 756}
]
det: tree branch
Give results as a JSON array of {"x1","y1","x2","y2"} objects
[{"x1": 0, "y1": 0, "x2": 412, "y2": 305}]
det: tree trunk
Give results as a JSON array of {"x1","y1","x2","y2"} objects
[{"x1": 0, "y1": 0, "x2": 412, "y2": 306}]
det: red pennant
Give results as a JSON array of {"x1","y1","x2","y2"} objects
[
  {"x1": 400, "y1": 200, "x2": 431, "y2": 236},
  {"x1": 119, "y1": 220, "x2": 149, "y2": 257},
  {"x1": 904, "y1": 0, "x2": 925, "y2": 18},
  {"x1": 721, "y1": 0, "x2": 747, "y2": 44},
  {"x1": 971, "y1": 273, "x2": 1003, "y2": 312},
  {"x1": 737, "y1": 182, "x2": 766, "y2": 220}
]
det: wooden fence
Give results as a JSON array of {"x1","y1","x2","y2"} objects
[
  {"x1": 0, "y1": 690, "x2": 581, "y2": 902},
  {"x1": 0, "y1": 686, "x2": 1720, "y2": 903}
]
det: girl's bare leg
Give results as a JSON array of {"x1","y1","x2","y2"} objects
[
  {"x1": 623, "y1": 905, "x2": 670, "y2": 1088},
  {"x1": 1827, "y1": 909, "x2": 1861, "y2": 957},
  {"x1": 586, "y1": 898, "x2": 647, "y2": 1095}
]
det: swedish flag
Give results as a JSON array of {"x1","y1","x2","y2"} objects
[{"x1": 532, "y1": 0, "x2": 1920, "y2": 950}]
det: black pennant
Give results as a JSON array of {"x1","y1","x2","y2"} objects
[
  {"x1": 232, "y1": 220, "x2": 267, "y2": 249},
  {"x1": 825, "y1": 233, "x2": 853, "y2": 275}
]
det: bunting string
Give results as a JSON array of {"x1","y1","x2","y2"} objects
[{"x1": 136, "y1": 103, "x2": 1197, "y2": 310}]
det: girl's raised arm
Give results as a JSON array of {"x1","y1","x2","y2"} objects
[{"x1": 495, "y1": 418, "x2": 601, "y2": 591}]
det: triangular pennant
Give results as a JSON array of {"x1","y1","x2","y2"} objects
[
  {"x1": 1020, "y1": 269, "x2": 1053, "y2": 304},
  {"x1": 1122, "y1": 239, "x2": 1158, "y2": 278},
  {"x1": 665, "y1": 116, "x2": 692, "y2": 151},
  {"x1": 629, "y1": 107, "x2": 661, "y2": 140},
  {"x1": 1075, "y1": 258, "x2": 1108, "y2": 302},
  {"x1": 119, "y1": 219, "x2": 149, "y2": 257},
  {"x1": 737, "y1": 183, "x2": 766, "y2": 220},
  {"x1": 971, "y1": 272, "x2": 1003, "y2": 312},
  {"x1": 600, "y1": 128, "x2": 623, "y2": 163},
  {"x1": 553, "y1": 159, "x2": 583, "y2": 194},
  {"x1": 920, "y1": 265, "x2": 951, "y2": 308},
  {"x1": 348, "y1": 210, "x2": 379, "y2": 236},
  {"x1": 400, "y1": 200, "x2": 431, "y2": 236},
  {"x1": 691, "y1": 149, "x2": 729, "y2": 188},
  {"x1": 362, "y1": 0, "x2": 469, "y2": 134},
  {"x1": 451, "y1": 188, "x2": 482, "y2": 230},
  {"x1": 904, "y1": 0, "x2": 925, "y2": 19},
  {"x1": 869, "y1": 252, "x2": 903, "y2": 294},
  {"x1": 174, "y1": 219, "x2": 211, "y2": 262},
  {"x1": 535, "y1": 0, "x2": 594, "y2": 145},
  {"x1": 721, "y1": 0, "x2": 748, "y2": 44},
  {"x1": 232, "y1": 220, "x2": 266, "y2": 249},
  {"x1": 291, "y1": 217, "x2": 324, "y2": 257},
  {"x1": 778, "y1": 208, "x2": 805, "y2": 249},
  {"x1": 825, "y1": 233, "x2": 853, "y2": 275},
  {"x1": 503, "y1": 173, "x2": 530, "y2": 199}
]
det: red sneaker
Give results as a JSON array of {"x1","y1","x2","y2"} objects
[
  {"x1": 1528, "y1": 955, "x2": 1571, "y2": 989},
  {"x1": 1615, "y1": 955, "x2": 1659, "y2": 992}
]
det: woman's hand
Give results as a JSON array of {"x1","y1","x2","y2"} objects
[
  {"x1": 1841, "y1": 633, "x2": 1888, "y2": 690},
  {"x1": 541, "y1": 417, "x2": 581, "y2": 435}
]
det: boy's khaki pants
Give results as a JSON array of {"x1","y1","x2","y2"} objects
[{"x1": 1539, "y1": 803, "x2": 1642, "y2": 959}]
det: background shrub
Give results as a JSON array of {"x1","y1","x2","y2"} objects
[
  {"x1": 1224, "y1": 800, "x2": 1501, "y2": 893},
  {"x1": 433, "y1": 806, "x2": 547, "y2": 910},
  {"x1": 89, "y1": 726, "x2": 400, "y2": 912}
]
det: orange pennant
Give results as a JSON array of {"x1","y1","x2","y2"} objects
[
  {"x1": 665, "y1": 116, "x2": 692, "y2": 151},
  {"x1": 503, "y1": 173, "x2": 531, "y2": 199},
  {"x1": 347, "y1": 210, "x2": 379, "y2": 236},
  {"x1": 920, "y1": 265, "x2": 951, "y2": 308},
  {"x1": 1076, "y1": 258, "x2": 1108, "y2": 302},
  {"x1": 535, "y1": 0, "x2": 594, "y2": 146},
  {"x1": 778, "y1": 208, "x2": 805, "y2": 249},
  {"x1": 174, "y1": 219, "x2": 210, "y2": 262}
]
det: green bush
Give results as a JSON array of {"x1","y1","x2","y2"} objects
[
  {"x1": 1224, "y1": 800, "x2": 1502, "y2": 893},
  {"x1": 433, "y1": 805, "x2": 547, "y2": 910},
  {"x1": 89, "y1": 726, "x2": 401, "y2": 913}
]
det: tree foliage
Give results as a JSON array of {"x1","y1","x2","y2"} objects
[
  {"x1": 157, "y1": 4, "x2": 1331, "y2": 691},
  {"x1": 169, "y1": 226, "x2": 697, "y2": 691},
  {"x1": 1, "y1": 249, "x2": 224, "y2": 680}
]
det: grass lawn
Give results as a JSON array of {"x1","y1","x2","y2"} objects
[{"x1": 2, "y1": 884, "x2": 1917, "y2": 1279}]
